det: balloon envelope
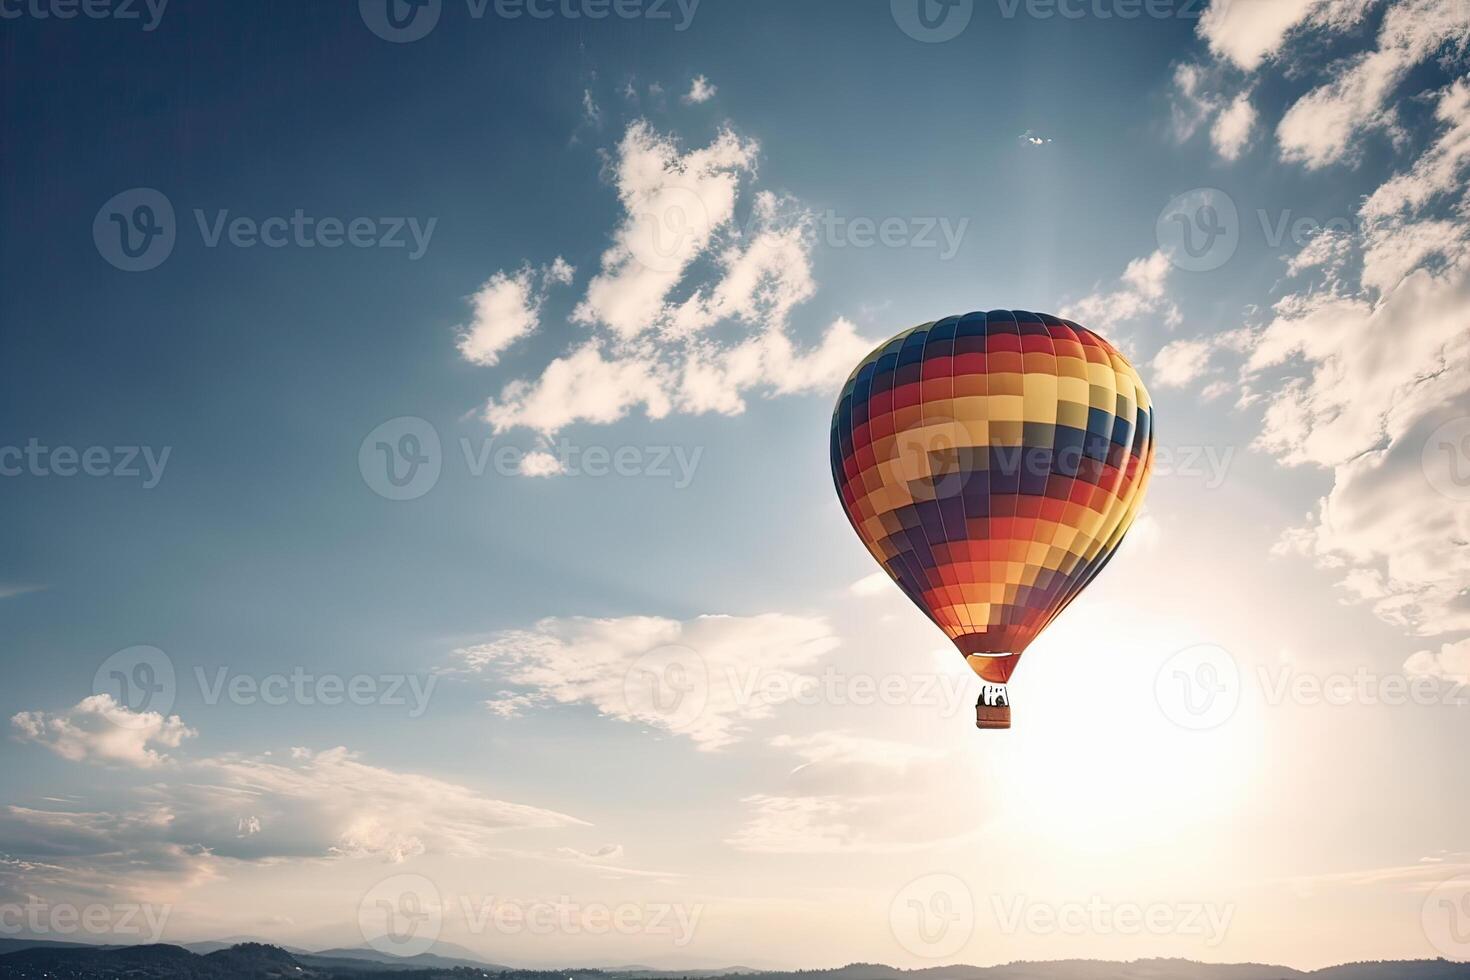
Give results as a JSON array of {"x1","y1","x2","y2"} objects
[{"x1": 830, "y1": 310, "x2": 1155, "y2": 694}]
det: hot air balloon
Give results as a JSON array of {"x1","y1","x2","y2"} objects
[{"x1": 830, "y1": 311, "x2": 1155, "y2": 731}]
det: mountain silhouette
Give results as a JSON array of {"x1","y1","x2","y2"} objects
[{"x1": 1, "y1": 945, "x2": 1468, "y2": 980}]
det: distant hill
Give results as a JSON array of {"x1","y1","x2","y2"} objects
[
  {"x1": 0, "y1": 945, "x2": 1468, "y2": 980},
  {"x1": 304, "y1": 944, "x2": 508, "y2": 972},
  {"x1": 0, "y1": 938, "x2": 114, "y2": 956}
]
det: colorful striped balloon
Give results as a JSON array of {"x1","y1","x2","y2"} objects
[{"x1": 830, "y1": 311, "x2": 1156, "y2": 730}]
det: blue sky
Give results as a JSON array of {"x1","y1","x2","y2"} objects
[{"x1": 2, "y1": 0, "x2": 1470, "y2": 969}]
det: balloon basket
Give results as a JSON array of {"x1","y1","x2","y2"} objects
[{"x1": 976, "y1": 683, "x2": 1011, "y2": 731}]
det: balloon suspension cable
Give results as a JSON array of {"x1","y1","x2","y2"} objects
[{"x1": 976, "y1": 683, "x2": 1011, "y2": 731}]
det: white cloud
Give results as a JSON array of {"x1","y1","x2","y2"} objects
[
  {"x1": 1182, "y1": 1, "x2": 1463, "y2": 166},
  {"x1": 573, "y1": 121, "x2": 758, "y2": 340},
  {"x1": 1018, "y1": 129, "x2": 1052, "y2": 146},
  {"x1": 1198, "y1": 0, "x2": 1334, "y2": 71},
  {"x1": 849, "y1": 571, "x2": 894, "y2": 597},
  {"x1": 1211, "y1": 91, "x2": 1258, "y2": 160},
  {"x1": 582, "y1": 89, "x2": 603, "y2": 129},
  {"x1": 1229, "y1": 75, "x2": 1470, "y2": 636},
  {"x1": 1152, "y1": 337, "x2": 1217, "y2": 388},
  {"x1": 682, "y1": 75, "x2": 717, "y2": 104},
  {"x1": 455, "y1": 613, "x2": 840, "y2": 750},
  {"x1": 1405, "y1": 637, "x2": 1470, "y2": 685},
  {"x1": 0, "y1": 740, "x2": 587, "y2": 902},
  {"x1": 480, "y1": 119, "x2": 878, "y2": 435},
  {"x1": 1362, "y1": 77, "x2": 1470, "y2": 223},
  {"x1": 457, "y1": 259, "x2": 574, "y2": 367},
  {"x1": 517, "y1": 450, "x2": 568, "y2": 477},
  {"x1": 485, "y1": 342, "x2": 672, "y2": 434},
  {"x1": 1062, "y1": 250, "x2": 1180, "y2": 334},
  {"x1": 1198, "y1": 0, "x2": 1378, "y2": 71},
  {"x1": 180, "y1": 746, "x2": 583, "y2": 863},
  {"x1": 11, "y1": 695, "x2": 194, "y2": 769},
  {"x1": 1276, "y1": 0, "x2": 1470, "y2": 169},
  {"x1": 484, "y1": 691, "x2": 539, "y2": 718},
  {"x1": 0, "y1": 805, "x2": 221, "y2": 902}
]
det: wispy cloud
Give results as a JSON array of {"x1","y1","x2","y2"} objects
[
  {"x1": 455, "y1": 613, "x2": 840, "y2": 749},
  {"x1": 475, "y1": 117, "x2": 876, "y2": 436},
  {"x1": 682, "y1": 75, "x2": 717, "y2": 104}
]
